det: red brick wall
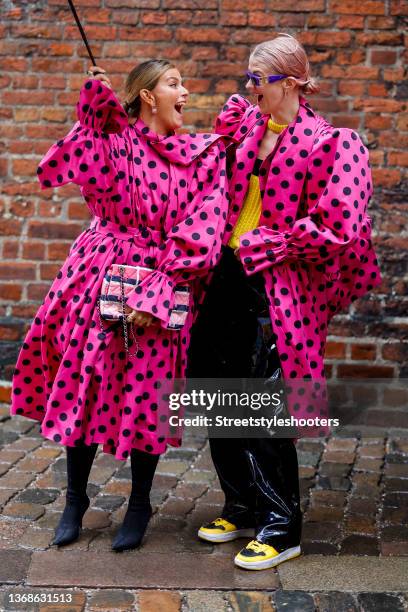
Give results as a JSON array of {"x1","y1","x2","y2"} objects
[{"x1": 0, "y1": 0, "x2": 407, "y2": 383}]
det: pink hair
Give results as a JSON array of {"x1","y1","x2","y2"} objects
[{"x1": 250, "y1": 33, "x2": 319, "y2": 95}]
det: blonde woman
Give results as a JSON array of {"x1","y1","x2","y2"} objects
[{"x1": 11, "y1": 60, "x2": 229, "y2": 551}]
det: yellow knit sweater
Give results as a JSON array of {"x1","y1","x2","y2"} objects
[
  {"x1": 228, "y1": 174, "x2": 262, "y2": 249},
  {"x1": 228, "y1": 117, "x2": 287, "y2": 250}
]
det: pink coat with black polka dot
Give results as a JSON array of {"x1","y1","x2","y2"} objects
[
  {"x1": 11, "y1": 80, "x2": 229, "y2": 459},
  {"x1": 215, "y1": 95, "x2": 381, "y2": 429}
]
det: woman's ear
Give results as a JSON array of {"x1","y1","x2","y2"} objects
[
  {"x1": 285, "y1": 77, "x2": 299, "y2": 93},
  {"x1": 139, "y1": 88, "x2": 155, "y2": 108}
]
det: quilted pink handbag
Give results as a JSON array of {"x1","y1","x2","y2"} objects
[{"x1": 97, "y1": 264, "x2": 190, "y2": 355}]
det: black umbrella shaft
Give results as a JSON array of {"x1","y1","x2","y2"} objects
[{"x1": 67, "y1": 0, "x2": 96, "y2": 66}]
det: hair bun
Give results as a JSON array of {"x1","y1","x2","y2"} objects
[{"x1": 302, "y1": 77, "x2": 319, "y2": 95}]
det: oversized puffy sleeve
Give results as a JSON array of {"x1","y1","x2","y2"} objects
[
  {"x1": 36, "y1": 80, "x2": 128, "y2": 193},
  {"x1": 214, "y1": 94, "x2": 251, "y2": 138},
  {"x1": 126, "y1": 141, "x2": 229, "y2": 328},
  {"x1": 238, "y1": 128, "x2": 374, "y2": 275}
]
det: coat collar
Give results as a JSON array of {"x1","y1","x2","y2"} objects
[
  {"x1": 225, "y1": 98, "x2": 318, "y2": 238},
  {"x1": 132, "y1": 118, "x2": 226, "y2": 166}
]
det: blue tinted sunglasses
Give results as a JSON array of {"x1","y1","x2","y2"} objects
[{"x1": 245, "y1": 71, "x2": 288, "y2": 87}]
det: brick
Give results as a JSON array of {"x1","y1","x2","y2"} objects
[
  {"x1": 176, "y1": 28, "x2": 224, "y2": 43},
  {"x1": 192, "y1": 10, "x2": 218, "y2": 25},
  {"x1": 371, "y1": 50, "x2": 398, "y2": 65},
  {"x1": 382, "y1": 342, "x2": 408, "y2": 362},
  {"x1": 47, "y1": 242, "x2": 72, "y2": 260},
  {"x1": 365, "y1": 115, "x2": 393, "y2": 130},
  {"x1": 221, "y1": 12, "x2": 249, "y2": 27},
  {"x1": 390, "y1": 0, "x2": 408, "y2": 15},
  {"x1": 330, "y1": 0, "x2": 385, "y2": 14},
  {"x1": 337, "y1": 14, "x2": 365, "y2": 28},
  {"x1": 27, "y1": 283, "x2": 49, "y2": 301},
  {"x1": 325, "y1": 341, "x2": 346, "y2": 359},
  {"x1": 337, "y1": 364, "x2": 395, "y2": 378},
  {"x1": 167, "y1": 10, "x2": 192, "y2": 24},
  {"x1": 2, "y1": 240, "x2": 19, "y2": 259},
  {"x1": 120, "y1": 26, "x2": 172, "y2": 41},
  {"x1": 340, "y1": 534, "x2": 379, "y2": 555},
  {"x1": 0, "y1": 284, "x2": 22, "y2": 301},
  {"x1": 248, "y1": 12, "x2": 275, "y2": 27},
  {"x1": 220, "y1": 0, "x2": 264, "y2": 7},
  {"x1": 279, "y1": 13, "x2": 307, "y2": 27},
  {"x1": 357, "y1": 32, "x2": 403, "y2": 45},
  {"x1": 372, "y1": 168, "x2": 402, "y2": 187},
  {"x1": 0, "y1": 263, "x2": 36, "y2": 280},
  {"x1": 347, "y1": 497, "x2": 378, "y2": 515},
  {"x1": 315, "y1": 31, "x2": 352, "y2": 47},
  {"x1": 27, "y1": 221, "x2": 83, "y2": 240},
  {"x1": 388, "y1": 151, "x2": 408, "y2": 167},
  {"x1": 350, "y1": 343, "x2": 377, "y2": 360},
  {"x1": 368, "y1": 16, "x2": 397, "y2": 28},
  {"x1": 336, "y1": 49, "x2": 366, "y2": 65},
  {"x1": 308, "y1": 14, "x2": 335, "y2": 27}
]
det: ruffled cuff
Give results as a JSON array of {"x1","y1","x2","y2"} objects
[
  {"x1": 214, "y1": 94, "x2": 251, "y2": 137},
  {"x1": 126, "y1": 270, "x2": 189, "y2": 330},
  {"x1": 238, "y1": 228, "x2": 288, "y2": 275},
  {"x1": 77, "y1": 80, "x2": 128, "y2": 133}
]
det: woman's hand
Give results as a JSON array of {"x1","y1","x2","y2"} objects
[
  {"x1": 125, "y1": 307, "x2": 154, "y2": 327},
  {"x1": 86, "y1": 65, "x2": 112, "y2": 89}
]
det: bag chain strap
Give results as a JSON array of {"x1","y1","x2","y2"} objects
[
  {"x1": 119, "y1": 266, "x2": 140, "y2": 358},
  {"x1": 96, "y1": 266, "x2": 140, "y2": 358}
]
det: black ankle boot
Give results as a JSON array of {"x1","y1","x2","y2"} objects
[
  {"x1": 111, "y1": 500, "x2": 152, "y2": 552},
  {"x1": 112, "y1": 448, "x2": 159, "y2": 552},
  {"x1": 52, "y1": 495, "x2": 90, "y2": 546},
  {"x1": 52, "y1": 442, "x2": 98, "y2": 547}
]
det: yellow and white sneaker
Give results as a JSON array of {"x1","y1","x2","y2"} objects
[
  {"x1": 198, "y1": 518, "x2": 255, "y2": 543},
  {"x1": 234, "y1": 540, "x2": 301, "y2": 570}
]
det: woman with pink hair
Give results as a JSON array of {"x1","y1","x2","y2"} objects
[{"x1": 189, "y1": 33, "x2": 381, "y2": 570}]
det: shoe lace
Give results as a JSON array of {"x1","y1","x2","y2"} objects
[
  {"x1": 213, "y1": 518, "x2": 228, "y2": 527},
  {"x1": 247, "y1": 540, "x2": 268, "y2": 553}
]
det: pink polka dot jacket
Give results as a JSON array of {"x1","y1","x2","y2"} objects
[
  {"x1": 11, "y1": 80, "x2": 229, "y2": 459},
  {"x1": 214, "y1": 94, "x2": 382, "y2": 431}
]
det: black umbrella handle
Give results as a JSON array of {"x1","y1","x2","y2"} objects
[{"x1": 67, "y1": 0, "x2": 97, "y2": 67}]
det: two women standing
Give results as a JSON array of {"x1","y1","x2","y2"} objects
[{"x1": 11, "y1": 33, "x2": 380, "y2": 569}]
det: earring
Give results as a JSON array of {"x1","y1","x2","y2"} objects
[{"x1": 152, "y1": 105, "x2": 157, "y2": 114}]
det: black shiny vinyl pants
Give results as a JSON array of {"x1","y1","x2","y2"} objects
[{"x1": 187, "y1": 247, "x2": 302, "y2": 551}]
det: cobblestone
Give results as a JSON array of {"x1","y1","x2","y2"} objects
[
  {"x1": 3, "y1": 502, "x2": 46, "y2": 520},
  {"x1": 137, "y1": 591, "x2": 181, "y2": 612},
  {"x1": 1, "y1": 410, "x2": 408, "y2": 601},
  {"x1": 357, "y1": 592, "x2": 406, "y2": 612},
  {"x1": 86, "y1": 589, "x2": 135, "y2": 611},
  {"x1": 273, "y1": 590, "x2": 315, "y2": 611},
  {"x1": 15, "y1": 488, "x2": 59, "y2": 505}
]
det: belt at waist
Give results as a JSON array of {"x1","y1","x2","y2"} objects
[{"x1": 90, "y1": 216, "x2": 163, "y2": 248}]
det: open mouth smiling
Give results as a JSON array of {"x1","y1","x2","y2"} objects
[{"x1": 174, "y1": 102, "x2": 186, "y2": 115}]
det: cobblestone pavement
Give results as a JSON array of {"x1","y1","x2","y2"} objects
[{"x1": 1, "y1": 403, "x2": 408, "y2": 611}]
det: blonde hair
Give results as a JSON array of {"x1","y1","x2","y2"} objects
[
  {"x1": 250, "y1": 33, "x2": 319, "y2": 95},
  {"x1": 124, "y1": 59, "x2": 175, "y2": 118}
]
